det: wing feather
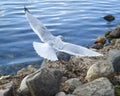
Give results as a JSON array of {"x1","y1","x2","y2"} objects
[
  {"x1": 33, "y1": 42, "x2": 58, "y2": 61},
  {"x1": 58, "y1": 41, "x2": 103, "y2": 57},
  {"x1": 24, "y1": 7, "x2": 54, "y2": 42}
]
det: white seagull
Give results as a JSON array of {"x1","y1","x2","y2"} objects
[{"x1": 24, "y1": 7, "x2": 103, "y2": 61}]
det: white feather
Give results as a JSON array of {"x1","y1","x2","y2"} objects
[
  {"x1": 33, "y1": 42, "x2": 58, "y2": 61},
  {"x1": 24, "y1": 7, "x2": 103, "y2": 61},
  {"x1": 59, "y1": 42, "x2": 103, "y2": 56}
]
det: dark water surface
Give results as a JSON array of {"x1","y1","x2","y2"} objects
[{"x1": 0, "y1": 0, "x2": 120, "y2": 74}]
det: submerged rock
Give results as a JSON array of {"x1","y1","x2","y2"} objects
[
  {"x1": 86, "y1": 60, "x2": 114, "y2": 82},
  {"x1": 73, "y1": 77, "x2": 114, "y2": 96},
  {"x1": 103, "y1": 14, "x2": 115, "y2": 22}
]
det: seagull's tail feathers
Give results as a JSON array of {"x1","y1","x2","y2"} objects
[{"x1": 33, "y1": 42, "x2": 58, "y2": 61}]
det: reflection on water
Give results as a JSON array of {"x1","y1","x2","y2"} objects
[{"x1": 0, "y1": 0, "x2": 120, "y2": 74}]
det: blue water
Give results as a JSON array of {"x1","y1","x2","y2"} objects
[{"x1": 0, "y1": 0, "x2": 120, "y2": 74}]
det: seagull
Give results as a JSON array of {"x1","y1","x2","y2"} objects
[{"x1": 24, "y1": 7, "x2": 103, "y2": 61}]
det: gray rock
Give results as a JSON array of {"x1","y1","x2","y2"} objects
[
  {"x1": 55, "y1": 92, "x2": 76, "y2": 96},
  {"x1": 0, "y1": 82, "x2": 13, "y2": 96},
  {"x1": 56, "y1": 52, "x2": 71, "y2": 62},
  {"x1": 73, "y1": 77, "x2": 114, "y2": 96},
  {"x1": 27, "y1": 68, "x2": 63, "y2": 96},
  {"x1": 108, "y1": 50, "x2": 120, "y2": 72},
  {"x1": 92, "y1": 43, "x2": 104, "y2": 49},
  {"x1": 109, "y1": 25, "x2": 120, "y2": 38},
  {"x1": 86, "y1": 60, "x2": 114, "y2": 82},
  {"x1": 65, "y1": 78, "x2": 82, "y2": 88},
  {"x1": 62, "y1": 78, "x2": 82, "y2": 92},
  {"x1": 67, "y1": 95, "x2": 76, "y2": 96},
  {"x1": 18, "y1": 75, "x2": 31, "y2": 96},
  {"x1": 55, "y1": 92, "x2": 66, "y2": 96},
  {"x1": 0, "y1": 75, "x2": 11, "y2": 80}
]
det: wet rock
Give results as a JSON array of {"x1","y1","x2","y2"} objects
[
  {"x1": 73, "y1": 77, "x2": 114, "y2": 96},
  {"x1": 27, "y1": 68, "x2": 63, "y2": 96},
  {"x1": 0, "y1": 82, "x2": 14, "y2": 96},
  {"x1": 94, "y1": 36, "x2": 106, "y2": 44},
  {"x1": 108, "y1": 50, "x2": 120, "y2": 73},
  {"x1": 86, "y1": 60, "x2": 114, "y2": 82},
  {"x1": 61, "y1": 78, "x2": 82, "y2": 93},
  {"x1": 103, "y1": 14, "x2": 115, "y2": 22}
]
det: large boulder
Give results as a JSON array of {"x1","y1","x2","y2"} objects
[
  {"x1": 108, "y1": 50, "x2": 120, "y2": 73},
  {"x1": 26, "y1": 68, "x2": 63, "y2": 96},
  {"x1": 73, "y1": 77, "x2": 114, "y2": 96},
  {"x1": 86, "y1": 60, "x2": 114, "y2": 82}
]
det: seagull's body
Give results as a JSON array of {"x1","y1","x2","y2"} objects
[{"x1": 24, "y1": 7, "x2": 103, "y2": 61}]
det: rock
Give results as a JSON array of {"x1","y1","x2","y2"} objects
[
  {"x1": 103, "y1": 14, "x2": 115, "y2": 22},
  {"x1": 86, "y1": 60, "x2": 114, "y2": 82},
  {"x1": 114, "y1": 39, "x2": 120, "y2": 48},
  {"x1": 61, "y1": 78, "x2": 82, "y2": 93},
  {"x1": 18, "y1": 75, "x2": 31, "y2": 96},
  {"x1": 0, "y1": 75, "x2": 11, "y2": 80},
  {"x1": 55, "y1": 92, "x2": 76, "y2": 96},
  {"x1": 67, "y1": 95, "x2": 76, "y2": 96},
  {"x1": 107, "y1": 25, "x2": 120, "y2": 38},
  {"x1": 105, "y1": 30, "x2": 111, "y2": 38},
  {"x1": 94, "y1": 36, "x2": 106, "y2": 44},
  {"x1": 17, "y1": 65, "x2": 37, "y2": 76},
  {"x1": 115, "y1": 86, "x2": 120, "y2": 96},
  {"x1": 55, "y1": 92, "x2": 66, "y2": 96},
  {"x1": 56, "y1": 52, "x2": 71, "y2": 62},
  {"x1": 108, "y1": 50, "x2": 120, "y2": 72},
  {"x1": 92, "y1": 43, "x2": 104, "y2": 49},
  {"x1": 73, "y1": 77, "x2": 114, "y2": 96},
  {"x1": 27, "y1": 68, "x2": 63, "y2": 96},
  {"x1": 0, "y1": 82, "x2": 14, "y2": 96}
]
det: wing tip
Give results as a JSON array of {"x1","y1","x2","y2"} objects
[{"x1": 24, "y1": 6, "x2": 30, "y2": 13}]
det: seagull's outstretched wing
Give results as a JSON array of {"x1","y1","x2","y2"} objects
[
  {"x1": 55, "y1": 41, "x2": 103, "y2": 57},
  {"x1": 33, "y1": 42, "x2": 58, "y2": 61},
  {"x1": 24, "y1": 7, "x2": 55, "y2": 42}
]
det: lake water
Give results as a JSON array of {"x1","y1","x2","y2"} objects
[{"x1": 0, "y1": 0, "x2": 120, "y2": 74}]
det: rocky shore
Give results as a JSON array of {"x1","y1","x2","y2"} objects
[{"x1": 0, "y1": 24, "x2": 120, "y2": 96}]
